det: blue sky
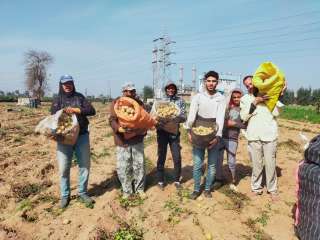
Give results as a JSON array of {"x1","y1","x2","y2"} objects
[{"x1": 0, "y1": 0, "x2": 319, "y2": 97}]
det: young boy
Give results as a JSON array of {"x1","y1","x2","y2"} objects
[{"x1": 217, "y1": 88, "x2": 246, "y2": 190}]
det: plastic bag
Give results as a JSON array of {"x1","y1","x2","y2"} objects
[
  {"x1": 114, "y1": 97, "x2": 156, "y2": 130},
  {"x1": 252, "y1": 62, "x2": 285, "y2": 112},
  {"x1": 35, "y1": 109, "x2": 80, "y2": 145}
]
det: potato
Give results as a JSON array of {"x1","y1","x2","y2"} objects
[
  {"x1": 192, "y1": 126, "x2": 214, "y2": 136},
  {"x1": 119, "y1": 105, "x2": 135, "y2": 117}
]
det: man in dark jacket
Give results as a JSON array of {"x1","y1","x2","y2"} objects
[
  {"x1": 109, "y1": 82, "x2": 147, "y2": 198},
  {"x1": 51, "y1": 75, "x2": 96, "y2": 208},
  {"x1": 153, "y1": 82, "x2": 186, "y2": 190}
]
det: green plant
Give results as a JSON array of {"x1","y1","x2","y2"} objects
[
  {"x1": 17, "y1": 199, "x2": 33, "y2": 211},
  {"x1": 164, "y1": 199, "x2": 185, "y2": 225},
  {"x1": 119, "y1": 194, "x2": 144, "y2": 209},
  {"x1": 114, "y1": 227, "x2": 143, "y2": 240},
  {"x1": 280, "y1": 105, "x2": 320, "y2": 124},
  {"x1": 255, "y1": 211, "x2": 270, "y2": 227}
]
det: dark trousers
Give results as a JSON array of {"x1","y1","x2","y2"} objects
[{"x1": 156, "y1": 129, "x2": 182, "y2": 183}]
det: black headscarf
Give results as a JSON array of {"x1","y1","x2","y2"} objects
[{"x1": 58, "y1": 81, "x2": 76, "y2": 98}]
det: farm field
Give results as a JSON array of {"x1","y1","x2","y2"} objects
[{"x1": 0, "y1": 102, "x2": 319, "y2": 240}]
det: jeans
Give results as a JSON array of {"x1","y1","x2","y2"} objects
[
  {"x1": 156, "y1": 130, "x2": 182, "y2": 183},
  {"x1": 57, "y1": 133, "x2": 90, "y2": 198},
  {"x1": 192, "y1": 144, "x2": 220, "y2": 192},
  {"x1": 116, "y1": 142, "x2": 145, "y2": 195}
]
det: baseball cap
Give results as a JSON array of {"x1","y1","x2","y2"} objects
[
  {"x1": 122, "y1": 82, "x2": 136, "y2": 91},
  {"x1": 60, "y1": 75, "x2": 74, "y2": 83}
]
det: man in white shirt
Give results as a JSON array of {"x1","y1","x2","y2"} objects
[
  {"x1": 240, "y1": 75, "x2": 279, "y2": 201},
  {"x1": 185, "y1": 71, "x2": 226, "y2": 199}
]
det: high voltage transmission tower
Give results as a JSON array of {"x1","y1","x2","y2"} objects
[{"x1": 152, "y1": 34, "x2": 176, "y2": 98}]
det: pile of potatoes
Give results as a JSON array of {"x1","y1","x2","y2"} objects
[
  {"x1": 192, "y1": 126, "x2": 214, "y2": 136},
  {"x1": 56, "y1": 113, "x2": 73, "y2": 135},
  {"x1": 119, "y1": 105, "x2": 136, "y2": 118},
  {"x1": 157, "y1": 104, "x2": 178, "y2": 119}
]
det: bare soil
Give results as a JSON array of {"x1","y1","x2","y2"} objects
[{"x1": 0, "y1": 102, "x2": 319, "y2": 240}]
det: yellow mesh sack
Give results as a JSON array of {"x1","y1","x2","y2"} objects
[{"x1": 252, "y1": 62, "x2": 285, "y2": 112}]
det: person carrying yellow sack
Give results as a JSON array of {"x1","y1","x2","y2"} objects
[{"x1": 252, "y1": 62, "x2": 286, "y2": 112}]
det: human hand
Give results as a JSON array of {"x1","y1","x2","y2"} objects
[
  {"x1": 254, "y1": 95, "x2": 269, "y2": 105},
  {"x1": 118, "y1": 126, "x2": 126, "y2": 133},
  {"x1": 208, "y1": 137, "x2": 219, "y2": 149}
]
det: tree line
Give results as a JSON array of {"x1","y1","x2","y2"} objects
[{"x1": 282, "y1": 87, "x2": 320, "y2": 106}]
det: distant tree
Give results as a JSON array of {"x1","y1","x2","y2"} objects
[
  {"x1": 312, "y1": 88, "x2": 320, "y2": 112},
  {"x1": 296, "y1": 87, "x2": 312, "y2": 105},
  {"x1": 142, "y1": 85, "x2": 154, "y2": 101},
  {"x1": 282, "y1": 89, "x2": 295, "y2": 105},
  {"x1": 24, "y1": 50, "x2": 53, "y2": 100}
]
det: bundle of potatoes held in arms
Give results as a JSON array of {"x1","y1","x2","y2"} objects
[
  {"x1": 114, "y1": 97, "x2": 156, "y2": 131},
  {"x1": 156, "y1": 103, "x2": 179, "y2": 119},
  {"x1": 55, "y1": 112, "x2": 73, "y2": 135}
]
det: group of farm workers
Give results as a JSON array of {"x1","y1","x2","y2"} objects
[{"x1": 51, "y1": 69, "x2": 285, "y2": 208}]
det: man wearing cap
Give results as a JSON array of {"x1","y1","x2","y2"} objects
[
  {"x1": 153, "y1": 81, "x2": 186, "y2": 190},
  {"x1": 51, "y1": 75, "x2": 96, "y2": 208},
  {"x1": 109, "y1": 82, "x2": 147, "y2": 198}
]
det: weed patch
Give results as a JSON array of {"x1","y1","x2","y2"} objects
[
  {"x1": 119, "y1": 194, "x2": 144, "y2": 210},
  {"x1": 278, "y1": 139, "x2": 301, "y2": 152},
  {"x1": 11, "y1": 181, "x2": 52, "y2": 201},
  {"x1": 217, "y1": 185, "x2": 250, "y2": 212}
]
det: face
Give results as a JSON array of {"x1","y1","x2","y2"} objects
[
  {"x1": 166, "y1": 85, "x2": 176, "y2": 96},
  {"x1": 205, "y1": 76, "x2": 218, "y2": 92},
  {"x1": 123, "y1": 89, "x2": 136, "y2": 98},
  {"x1": 243, "y1": 77, "x2": 253, "y2": 92},
  {"x1": 62, "y1": 81, "x2": 74, "y2": 93},
  {"x1": 231, "y1": 92, "x2": 242, "y2": 106}
]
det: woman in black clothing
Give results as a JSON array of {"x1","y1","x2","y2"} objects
[{"x1": 51, "y1": 75, "x2": 96, "y2": 208}]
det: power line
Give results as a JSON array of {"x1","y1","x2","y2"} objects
[
  {"x1": 177, "y1": 47, "x2": 320, "y2": 65},
  {"x1": 172, "y1": 9, "x2": 320, "y2": 40},
  {"x1": 175, "y1": 21, "x2": 320, "y2": 49}
]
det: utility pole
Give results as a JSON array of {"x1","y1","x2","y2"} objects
[
  {"x1": 152, "y1": 34, "x2": 176, "y2": 99},
  {"x1": 179, "y1": 65, "x2": 183, "y2": 94},
  {"x1": 192, "y1": 65, "x2": 197, "y2": 92}
]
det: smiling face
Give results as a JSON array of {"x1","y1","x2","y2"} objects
[
  {"x1": 62, "y1": 81, "x2": 74, "y2": 93},
  {"x1": 205, "y1": 76, "x2": 218, "y2": 92},
  {"x1": 243, "y1": 77, "x2": 253, "y2": 93},
  {"x1": 166, "y1": 84, "x2": 176, "y2": 97}
]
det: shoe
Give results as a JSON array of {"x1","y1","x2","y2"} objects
[
  {"x1": 190, "y1": 191, "x2": 201, "y2": 200},
  {"x1": 203, "y1": 190, "x2": 212, "y2": 198},
  {"x1": 78, "y1": 194, "x2": 95, "y2": 205},
  {"x1": 250, "y1": 190, "x2": 263, "y2": 197},
  {"x1": 60, "y1": 197, "x2": 70, "y2": 209},
  {"x1": 174, "y1": 182, "x2": 182, "y2": 190},
  {"x1": 158, "y1": 182, "x2": 165, "y2": 191}
]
